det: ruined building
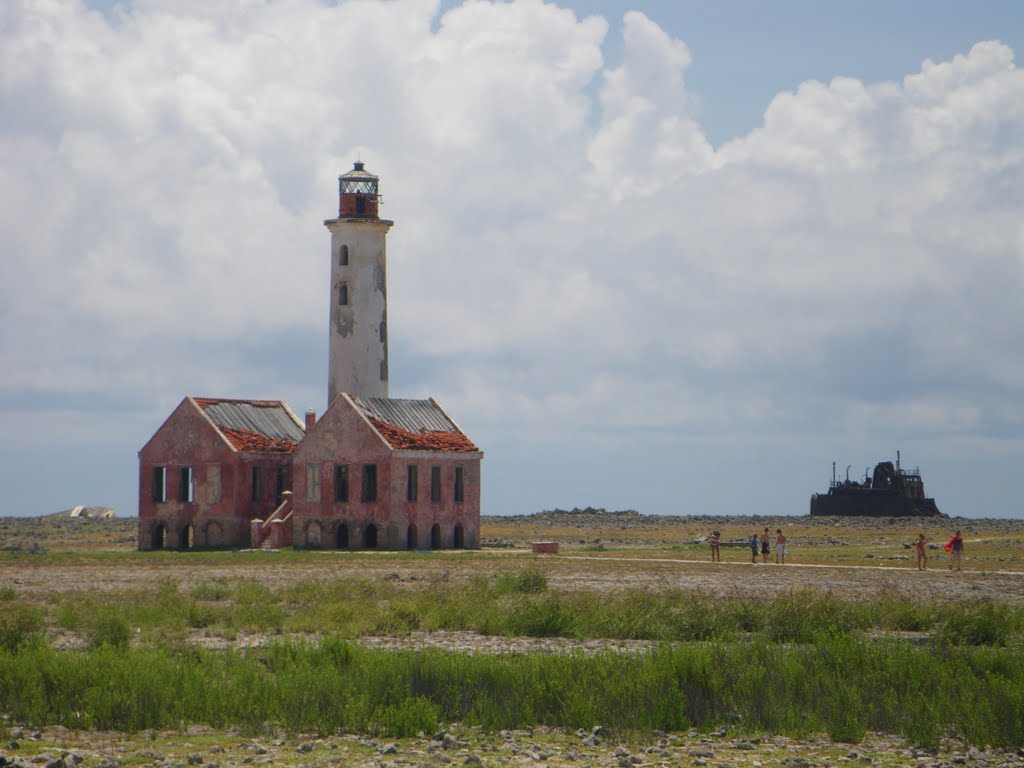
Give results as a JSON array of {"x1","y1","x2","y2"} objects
[{"x1": 138, "y1": 163, "x2": 482, "y2": 550}]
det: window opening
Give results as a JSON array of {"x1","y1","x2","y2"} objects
[
  {"x1": 334, "y1": 464, "x2": 349, "y2": 502},
  {"x1": 337, "y1": 523, "x2": 349, "y2": 549},
  {"x1": 407, "y1": 465, "x2": 418, "y2": 502},
  {"x1": 339, "y1": 244, "x2": 349, "y2": 266},
  {"x1": 275, "y1": 466, "x2": 288, "y2": 505},
  {"x1": 207, "y1": 463, "x2": 222, "y2": 502},
  {"x1": 362, "y1": 464, "x2": 377, "y2": 502},
  {"x1": 430, "y1": 523, "x2": 442, "y2": 549},
  {"x1": 179, "y1": 466, "x2": 194, "y2": 503},
  {"x1": 306, "y1": 464, "x2": 321, "y2": 502},
  {"x1": 454, "y1": 524, "x2": 465, "y2": 549},
  {"x1": 454, "y1": 465, "x2": 464, "y2": 503},
  {"x1": 364, "y1": 523, "x2": 378, "y2": 548},
  {"x1": 339, "y1": 284, "x2": 348, "y2": 305},
  {"x1": 152, "y1": 466, "x2": 167, "y2": 503},
  {"x1": 430, "y1": 466, "x2": 441, "y2": 502}
]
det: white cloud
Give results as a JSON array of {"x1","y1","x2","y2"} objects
[{"x1": 1, "y1": 0, "x2": 1022, "y2": 517}]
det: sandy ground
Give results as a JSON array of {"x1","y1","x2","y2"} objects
[{"x1": 4, "y1": 548, "x2": 1024, "y2": 606}]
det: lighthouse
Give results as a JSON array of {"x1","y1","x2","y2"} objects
[{"x1": 324, "y1": 162, "x2": 394, "y2": 405}]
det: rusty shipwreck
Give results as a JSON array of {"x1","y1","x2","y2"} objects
[{"x1": 809, "y1": 452, "x2": 944, "y2": 517}]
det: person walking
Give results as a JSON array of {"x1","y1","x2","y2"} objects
[
  {"x1": 749, "y1": 533, "x2": 759, "y2": 564},
  {"x1": 915, "y1": 533, "x2": 928, "y2": 570},
  {"x1": 760, "y1": 527, "x2": 771, "y2": 563},
  {"x1": 775, "y1": 529, "x2": 787, "y2": 564},
  {"x1": 944, "y1": 530, "x2": 964, "y2": 571},
  {"x1": 709, "y1": 531, "x2": 721, "y2": 562}
]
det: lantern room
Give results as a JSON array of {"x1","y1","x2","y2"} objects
[{"x1": 338, "y1": 161, "x2": 381, "y2": 218}]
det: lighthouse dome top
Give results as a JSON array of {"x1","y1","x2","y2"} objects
[
  {"x1": 335, "y1": 160, "x2": 385, "y2": 218},
  {"x1": 339, "y1": 161, "x2": 379, "y2": 194}
]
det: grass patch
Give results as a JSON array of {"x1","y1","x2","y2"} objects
[
  {"x1": 0, "y1": 636, "x2": 1022, "y2": 747},
  {"x1": 17, "y1": 572, "x2": 1024, "y2": 649}
]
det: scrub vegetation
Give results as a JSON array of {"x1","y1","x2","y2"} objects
[
  {"x1": 2, "y1": 514, "x2": 1024, "y2": 753},
  {"x1": 2, "y1": 567, "x2": 1024, "y2": 747},
  {"x1": 1, "y1": 626, "x2": 1023, "y2": 747},
  {"x1": 12, "y1": 568, "x2": 1024, "y2": 646}
]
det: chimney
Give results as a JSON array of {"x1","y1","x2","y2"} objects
[{"x1": 305, "y1": 409, "x2": 316, "y2": 433}]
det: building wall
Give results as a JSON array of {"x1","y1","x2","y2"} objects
[
  {"x1": 291, "y1": 396, "x2": 392, "y2": 548},
  {"x1": 291, "y1": 398, "x2": 482, "y2": 550},
  {"x1": 325, "y1": 217, "x2": 394, "y2": 404},
  {"x1": 387, "y1": 453, "x2": 481, "y2": 550},
  {"x1": 137, "y1": 398, "x2": 294, "y2": 550}
]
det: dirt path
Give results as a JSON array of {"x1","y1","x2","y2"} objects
[{"x1": 4, "y1": 548, "x2": 1023, "y2": 606}]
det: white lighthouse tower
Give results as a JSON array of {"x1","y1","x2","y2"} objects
[{"x1": 324, "y1": 161, "x2": 394, "y2": 405}]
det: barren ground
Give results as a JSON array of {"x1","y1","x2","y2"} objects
[{"x1": 3, "y1": 513, "x2": 1024, "y2": 767}]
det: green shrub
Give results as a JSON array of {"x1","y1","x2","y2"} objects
[
  {"x1": 0, "y1": 603, "x2": 44, "y2": 652},
  {"x1": 937, "y1": 601, "x2": 1017, "y2": 646},
  {"x1": 494, "y1": 568, "x2": 548, "y2": 594},
  {"x1": 86, "y1": 608, "x2": 132, "y2": 650},
  {"x1": 371, "y1": 697, "x2": 440, "y2": 737},
  {"x1": 503, "y1": 595, "x2": 572, "y2": 637},
  {"x1": 190, "y1": 580, "x2": 232, "y2": 601}
]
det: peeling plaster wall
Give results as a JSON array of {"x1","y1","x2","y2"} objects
[
  {"x1": 325, "y1": 217, "x2": 393, "y2": 405},
  {"x1": 291, "y1": 396, "x2": 482, "y2": 550}
]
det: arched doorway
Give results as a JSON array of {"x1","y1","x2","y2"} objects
[
  {"x1": 337, "y1": 523, "x2": 349, "y2": 549},
  {"x1": 306, "y1": 521, "x2": 323, "y2": 548},
  {"x1": 152, "y1": 523, "x2": 166, "y2": 550},
  {"x1": 430, "y1": 523, "x2": 442, "y2": 549},
  {"x1": 179, "y1": 524, "x2": 193, "y2": 550},
  {"x1": 364, "y1": 523, "x2": 378, "y2": 549},
  {"x1": 406, "y1": 524, "x2": 417, "y2": 550},
  {"x1": 453, "y1": 524, "x2": 465, "y2": 549},
  {"x1": 205, "y1": 521, "x2": 223, "y2": 547}
]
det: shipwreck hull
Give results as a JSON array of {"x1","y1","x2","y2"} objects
[
  {"x1": 810, "y1": 455, "x2": 944, "y2": 517},
  {"x1": 809, "y1": 492, "x2": 943, "y2": 517}
]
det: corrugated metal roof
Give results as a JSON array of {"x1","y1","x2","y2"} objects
[
  {"x1": 194, "y1": 398, "x2": 304, "y2": 444},
  {"x1": 352, "y1": 396, "x2": 460, "y2": 434}
]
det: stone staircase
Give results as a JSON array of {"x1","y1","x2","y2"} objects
[{"x1": 250, "y1": 491, "x2": 294, "y2": 549}]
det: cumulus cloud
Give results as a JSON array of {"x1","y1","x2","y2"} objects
[{"x1": 0, "y1": 0, "x2": 1021, "y2": 517}]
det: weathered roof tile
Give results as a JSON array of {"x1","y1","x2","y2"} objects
[{"x1": 194, "y1": 397, "x2": 304, "y2": 453}]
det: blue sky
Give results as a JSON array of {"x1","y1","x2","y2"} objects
[{"x1": 2, "y1": 0, "x2": 1023, "y2": 520}]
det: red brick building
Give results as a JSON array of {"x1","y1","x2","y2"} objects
[
  {"x1": 291, "y1": 395, "x2": 482, "y2": 550},
  {"x1": 137, "y1": 162, "x2": 483, "y2": 551},
  {"x1": 137, "y1": 397, "x2": 304, "y2": 550}
]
